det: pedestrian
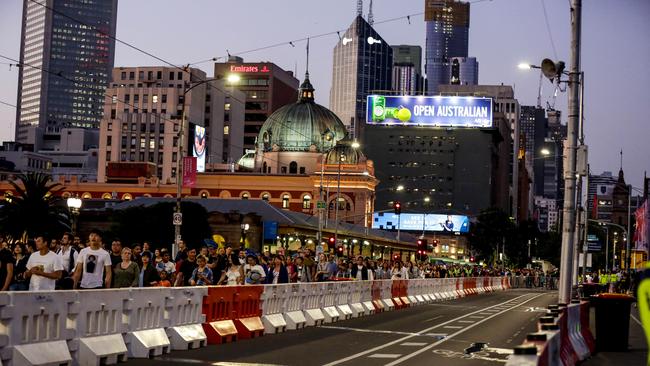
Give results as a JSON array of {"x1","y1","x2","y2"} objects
[
  {"x1": 25, "y1": 235, "x2": 63, "y2": 291},
  {"x1": 0, "y1": 240, "x2": 14, "y2": 291},
  {"x1": 218, "y1": 259, "x2": 242, "y2": 286},
  {"x1": 189, "y1": 255, "x2": 213, "y2": 286},
  {"x1": 266, "y1": 255, "x2": 289, "y2": 284},
  {"x1": 176, "y1": 248, "x2": 198, "y2": 286},
  {"x1": 73, "y1": 229, "x2": 112, "y2": 289},
  {"x1": 112, "y1": 247, "x2": 139, "y2": 288},
  {"x1": 109, "y1": 240, "x2": 122, "y2": 267},
  {"x1": 10, "y1": 243, "x2": 29, "y2": 291},
  {"x1": 56, "y1": 232, "x2": 78, "y2": 289},
  {"x1": 351, "y1": 256, "x2": 373, "y2": 281},
  {"x1": 243, "y1": 255, "x2": 266, "y2": 285},
  {"x1": 131, "y1": 244, "x2": 143, "y2": 267},
  {"x1": 139, "y1": 251, "x2": 160, "y2": 287},
  {"x1": 156, "y1": 249, "x2": 176, "y2": 275},
  {"x1": 156, "y1": 270, "x2": 172, "y2": 287},
  {"x1": 294, "y1": 256, "x2": 312, "y2": 283}
]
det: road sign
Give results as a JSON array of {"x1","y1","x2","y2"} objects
[
  {"x1": 317, "y1": 201, "x2": 326, "y2": 209},
  {"x1": 173, "y1": 212, "x2": 182, "y2": 226}
]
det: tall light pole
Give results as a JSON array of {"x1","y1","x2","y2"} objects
[
  {"x1": 318, "y1": 130, "x2": 334, "y2": 245},
  {"x1": 558, "y1": 0, "x2": 582, "y2": 304},
  {"x1": 173, "y1": 68, "x2": 238, "y2": 258},
  {"x1": 67, "y1": 196, "x2": 82, "y2": 236},
  {"x1": 333, "y1": 152, "x2": 345, "y2": 247}
]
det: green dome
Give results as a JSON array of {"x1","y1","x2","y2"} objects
[{"x1": 258, "y1": 74, "x2": 347, "y2": 152}]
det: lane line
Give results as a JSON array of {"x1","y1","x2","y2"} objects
[
  {"x1": 400, "y1": 342, "x2": 427, "y2": 347},
  {"x1": 319, "y1": 325, "x2": 441, "y2": 338},
  {"x1": 424, "y1": 315, "x2": 444, "y2": 322},
  {"x1": 443, "y1": 325, "x2": 463, "y2": 329},
  {"x1": 384, "y1": 293, "x2": 547, "y2": 366},
  {"x1": 457, "y1": 320, "x2": 474, "y2": 323},
  {"x1": 368, "y1": 354, "x2": 402, "y2": 359},
  {"x1": 322, "y1": 293, "x2": 534, "y2": 366}
]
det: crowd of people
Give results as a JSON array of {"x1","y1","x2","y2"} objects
[{"x1": 0, "y1": 229, "x2": 527, "y2": 291}]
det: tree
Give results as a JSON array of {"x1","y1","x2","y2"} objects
[
  {"x1": 0, "y1": 172, "x2": 70, "y2": 240},
  {"x1": 109, "y1": 201, "x2": 212, "y2": 249},
  {"x1": 468, "y1": 207, "x2": 516, "y2": 264}
]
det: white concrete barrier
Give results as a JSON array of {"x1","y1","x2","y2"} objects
[
  {"x1": 260, "y1": 285, "x2": 288, "y2": 335},
  {"x1": 166, "y1": 287, "x2": 207, "y2": 350}
]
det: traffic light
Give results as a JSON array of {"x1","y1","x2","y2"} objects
[
  {"x1": 329, "y1": 237, "x2": 336, "y2": 245},
  {"x1": 432, "y1": 239, "x2": 439, "y2": 247},
  {"x1": 336, "y1": 245, "x2": 344, "y2": 256},
  {"x1": 393, "y1": 201, "x2": 401, "y2": 215}
]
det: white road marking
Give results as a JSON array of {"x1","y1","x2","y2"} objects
[
  {"x1": 443, "y1": 325, "x2": 463, "y2": 329},
  {"x1": 457, "y1": 320, "x2": 474, "y2": 323},
  {"x1": 424, "y1": 315, "x2": 444, "y2": 322},
  {"x1": 384, "y1": 293, "x2": 547, "y2": 366},
  {"x1": 319, "y1": 326, "x2": 441, "y2": 338},
  {"x1": 322, "y1": 293, "x2": 534, "y2": 366},
  {"x1": 400, "y1": 342, "x2": 428, "y2": 347},
  {"x1": 368, "y1": 354, "x2": 402, "y2": 359}
]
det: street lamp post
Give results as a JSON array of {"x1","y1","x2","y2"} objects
[
  {"x1": 173, "y1": 68, "x2": 235, "y2": 258},
  {"x1": 67, "y1": 196, "x2": 82, "y2": 236}
]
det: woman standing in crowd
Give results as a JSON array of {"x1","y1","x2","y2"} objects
[
  {"x1": 266, "y1": 255, "x2": 289, "y2": 284},
  {"x1": 9, "y1": 243, "x2": 28, "y2": 291},
  {"x1": 112, "y1": 247, "x2": 139, "y2": 288},
  {"x1": 139, "y1": 251, "x2": 160, "y2": 287},
  {"x1": 218, "y1": 258, "x2": 242, "y2": 286}
]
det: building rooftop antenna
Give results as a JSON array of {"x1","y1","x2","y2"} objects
[
  {"x1": 368, "y1": 0, "x2": 374, "y2": 26},
  {"x1": 357, "y1": 0, "x2": 363, "y2": 17}
]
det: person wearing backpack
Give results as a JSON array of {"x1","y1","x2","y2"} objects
[{"x1": 56, "y1": 232, "x2": 78, "y2": 289}]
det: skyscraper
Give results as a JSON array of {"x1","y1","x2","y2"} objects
[
  {"x1": 391, "y1": 45, "x2": 422, "y2": 95},
  {"x1": 448, "y1": 57, "x2": 478, "y2": 86},
  {"x1": 15, "y1": 0, "x2": 118, "y2": 145},
  {"x1": 329, "y1": 15, "x2": 392, "y2": 138},
  {"x1": 424, "y1": 0, "x2": 470, "y2": 94}
]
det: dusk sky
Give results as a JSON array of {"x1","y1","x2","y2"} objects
[{"x1": 0, "y1": 0, "x2": 648, "y2": 188}]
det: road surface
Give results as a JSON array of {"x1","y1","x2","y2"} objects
[{"x1": 127, "y1": 288, "x2": 557, "y2": 366}]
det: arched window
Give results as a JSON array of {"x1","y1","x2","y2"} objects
[
  {"x1": 102, "y1": 193, "x2": 112, "y2": 200},
  {"x1": 263, "y1": 162, "x2": 267, "y2": 173},
  {"x1": 241, "y1": 192, "x2": 250, "y2": 200},
  {"x1": 303, "y1": 194, "x2": 311, "y2": 209},
  {"x1": 289, "y1": 161, "x2": 298, "y2": 174},
  {"x1": 122, "y1": 193, "x2": 132, "y2": 201},
  {"x1": 62, "y1": 192, "x2": 71, "y2": 199},
  {"x1": 282, "y1": 194, "x2": 290, "y2": 208},
  {"x1": 81, "y1": 192, "x2": 92, "y2": 199},
  {"x1": 261, "y1": 193, "x2": 270, "y2": 201}
]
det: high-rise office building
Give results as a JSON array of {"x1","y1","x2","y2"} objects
[
  {"x1": 424, "y1": 0, "x2": 470, "y2": 94},
  {"x1": 214, "y1": 57, "x2": 298, "y2": 156},
  {"x1": 448, "y1": 57, "x2": 478, "y2": 86},
  {"x1": 15, "y1": 0, "x2": 118, "y2": 144},
  {"x1": 391, "y1": 45, "x2": 422, "y2": 95},
  {"x1": 438, "y1": 84, "x2": 521, "y2": 219},
  {"x1": 330, "y1": 15, "x2": 392, "y2": 138}
]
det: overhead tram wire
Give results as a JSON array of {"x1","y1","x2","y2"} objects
[
  {"x1": 540, "y1": 0, "x2": 559, "y2": 60},
  {"x1": 0, "y1": 54, "x2": 329, "y2": 177}
]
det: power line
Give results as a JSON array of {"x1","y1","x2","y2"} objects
[
  {"x1": 540, "y1": 0, "x2": 559, "y2": 60},
  {"x1": 0, "y1": 54, "x2": 334, "y2": 173}
]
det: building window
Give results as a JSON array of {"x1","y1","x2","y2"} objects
[
  {"x1": 107, "y1": 136, "x2": 112, "y2": 146},
  {"x1": 289, "y1": 161, "x2": 298, "y2": 174},
  {"x1": 152, "y1": 95, "x2": 158, "y2": 103},
  {"x1": 111, "y1": 95, "x2": 117, "y2": 104},
  {"x1": 110, "y1": 109, "x2": 116, "y2": 119},
  {"x1": 303, "y1": 195, "x2": 311, "y2": 209},
  {"x1": 299, "y1": 167, "x2": 305, "y2": 174},
  {"x1": 121, "y1": 71, "x2": 126, "y2": 80},
  {"x1": 241, "y1": 192, "x2": 250, "y2": 200},
  {"x1": 262, "y1": 193, "x2": 270, "y2": 201},
  {"x1": 282, "y1": 194, "x2": 290, "y2": 208},
  {"x1": 224, "y1": 126, "x2": 229, "y2": 135},
  {"x1": 129, "y1": 72, "x2": 134, "y2": 80},
  {"x1": 172, "y1": 152, "x2": 177, "y2": 162}
]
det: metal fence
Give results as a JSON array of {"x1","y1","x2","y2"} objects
[{"x1": 508, "y1": 275, "x2": 558, "y2": 290}]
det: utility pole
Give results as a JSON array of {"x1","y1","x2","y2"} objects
[{"x1": 558, "y1": 0, "x2": 582, "y2": 304}]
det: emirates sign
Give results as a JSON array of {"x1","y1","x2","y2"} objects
[{"x1": 229, "y1": 64, "x2": 270, "y2": 73}]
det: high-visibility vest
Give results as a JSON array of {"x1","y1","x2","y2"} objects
[{"x1": 599, "y1": 275, "x2": 608, "y2": 285}]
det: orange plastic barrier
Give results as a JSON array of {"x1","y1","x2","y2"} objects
[
  {"x1": 371, "y1": 280, "x2": 385, "y2": 312},
  {"x1": 202, "y1": 286, "x2": 238, "y2": 344},
  {"x1": 233, "y1": 285, "x2": 265, "y2": 339}
]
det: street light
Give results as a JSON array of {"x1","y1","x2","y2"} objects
[
  {"x1": 67, "y1": 196, "x2": 82, "y2": 236},
  {"x1": 518, "y1": 62, "x2": 534, "y2": 70},
  {"x1": 174, "y1": 68, "x2": 238, "y2": 258},
  {"x1": 540, "y1": 148, "x2": 551, "y2": 156},
  {"x1": 226, "y1": 74, "x2": 241, "y2": 84},
  {"x1": 396, "y1": 185, "x2": 405, "y2": 191}
]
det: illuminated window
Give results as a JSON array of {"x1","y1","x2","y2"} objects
[
  {"x1": 122, "y1": 193, "x2": 132, "y2": 201},
  {"x1": 303, "y1": 195, "x2": 311, "y2": 209},
  {"x1": 282, "y1": 194, "x2": 290, "y2": 208},
  {"x1": 262, "y1": 193, "x2": 270, "y2": 201},
  {"x1": 152, "y1": 95, "x2": 158, "y2": 103},
  {"x1": 241, "y1": 192, "x2": 250, "y2": 200},
  {"x1": 223, "y1": 126, "x2": 229, "y2": 135}
]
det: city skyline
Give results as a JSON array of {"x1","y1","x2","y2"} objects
[{"x1": 0, "y1": 0, "x2": 648, "y2": 186}]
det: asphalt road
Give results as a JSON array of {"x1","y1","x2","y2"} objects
[{"x1": 126, "y1": 288, "x2": 558, "y2": 366}]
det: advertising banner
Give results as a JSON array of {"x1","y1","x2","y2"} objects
[
  {"x1": 182, "y1": 156, "x2": 197, "y2": 187},
  {"x1": 634, "y1": 199, "x2": 648, "y2": 252},
  {"x1": 366, "y1": 95, "x2": 493, "y2": 128},
  {"x1": 372, "y1": 212, "x2": 470, "y2": 233},
  {"x1": 193, "y1": 125, "x2": 206, "y2": 172}
]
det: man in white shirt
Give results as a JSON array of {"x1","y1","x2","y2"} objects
[
  {"x1": 25, "y1": 235, "x2": 64, "y2": 291},
  {"x1": 57, "y1": 232, "x2": 78, "y2": 275},
  {"x1": 243, "y1": 255, "x2": 266, "y2": 285},
  {"x1": 73, "y1": 229, "x2": 112, "y2": 289}
]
